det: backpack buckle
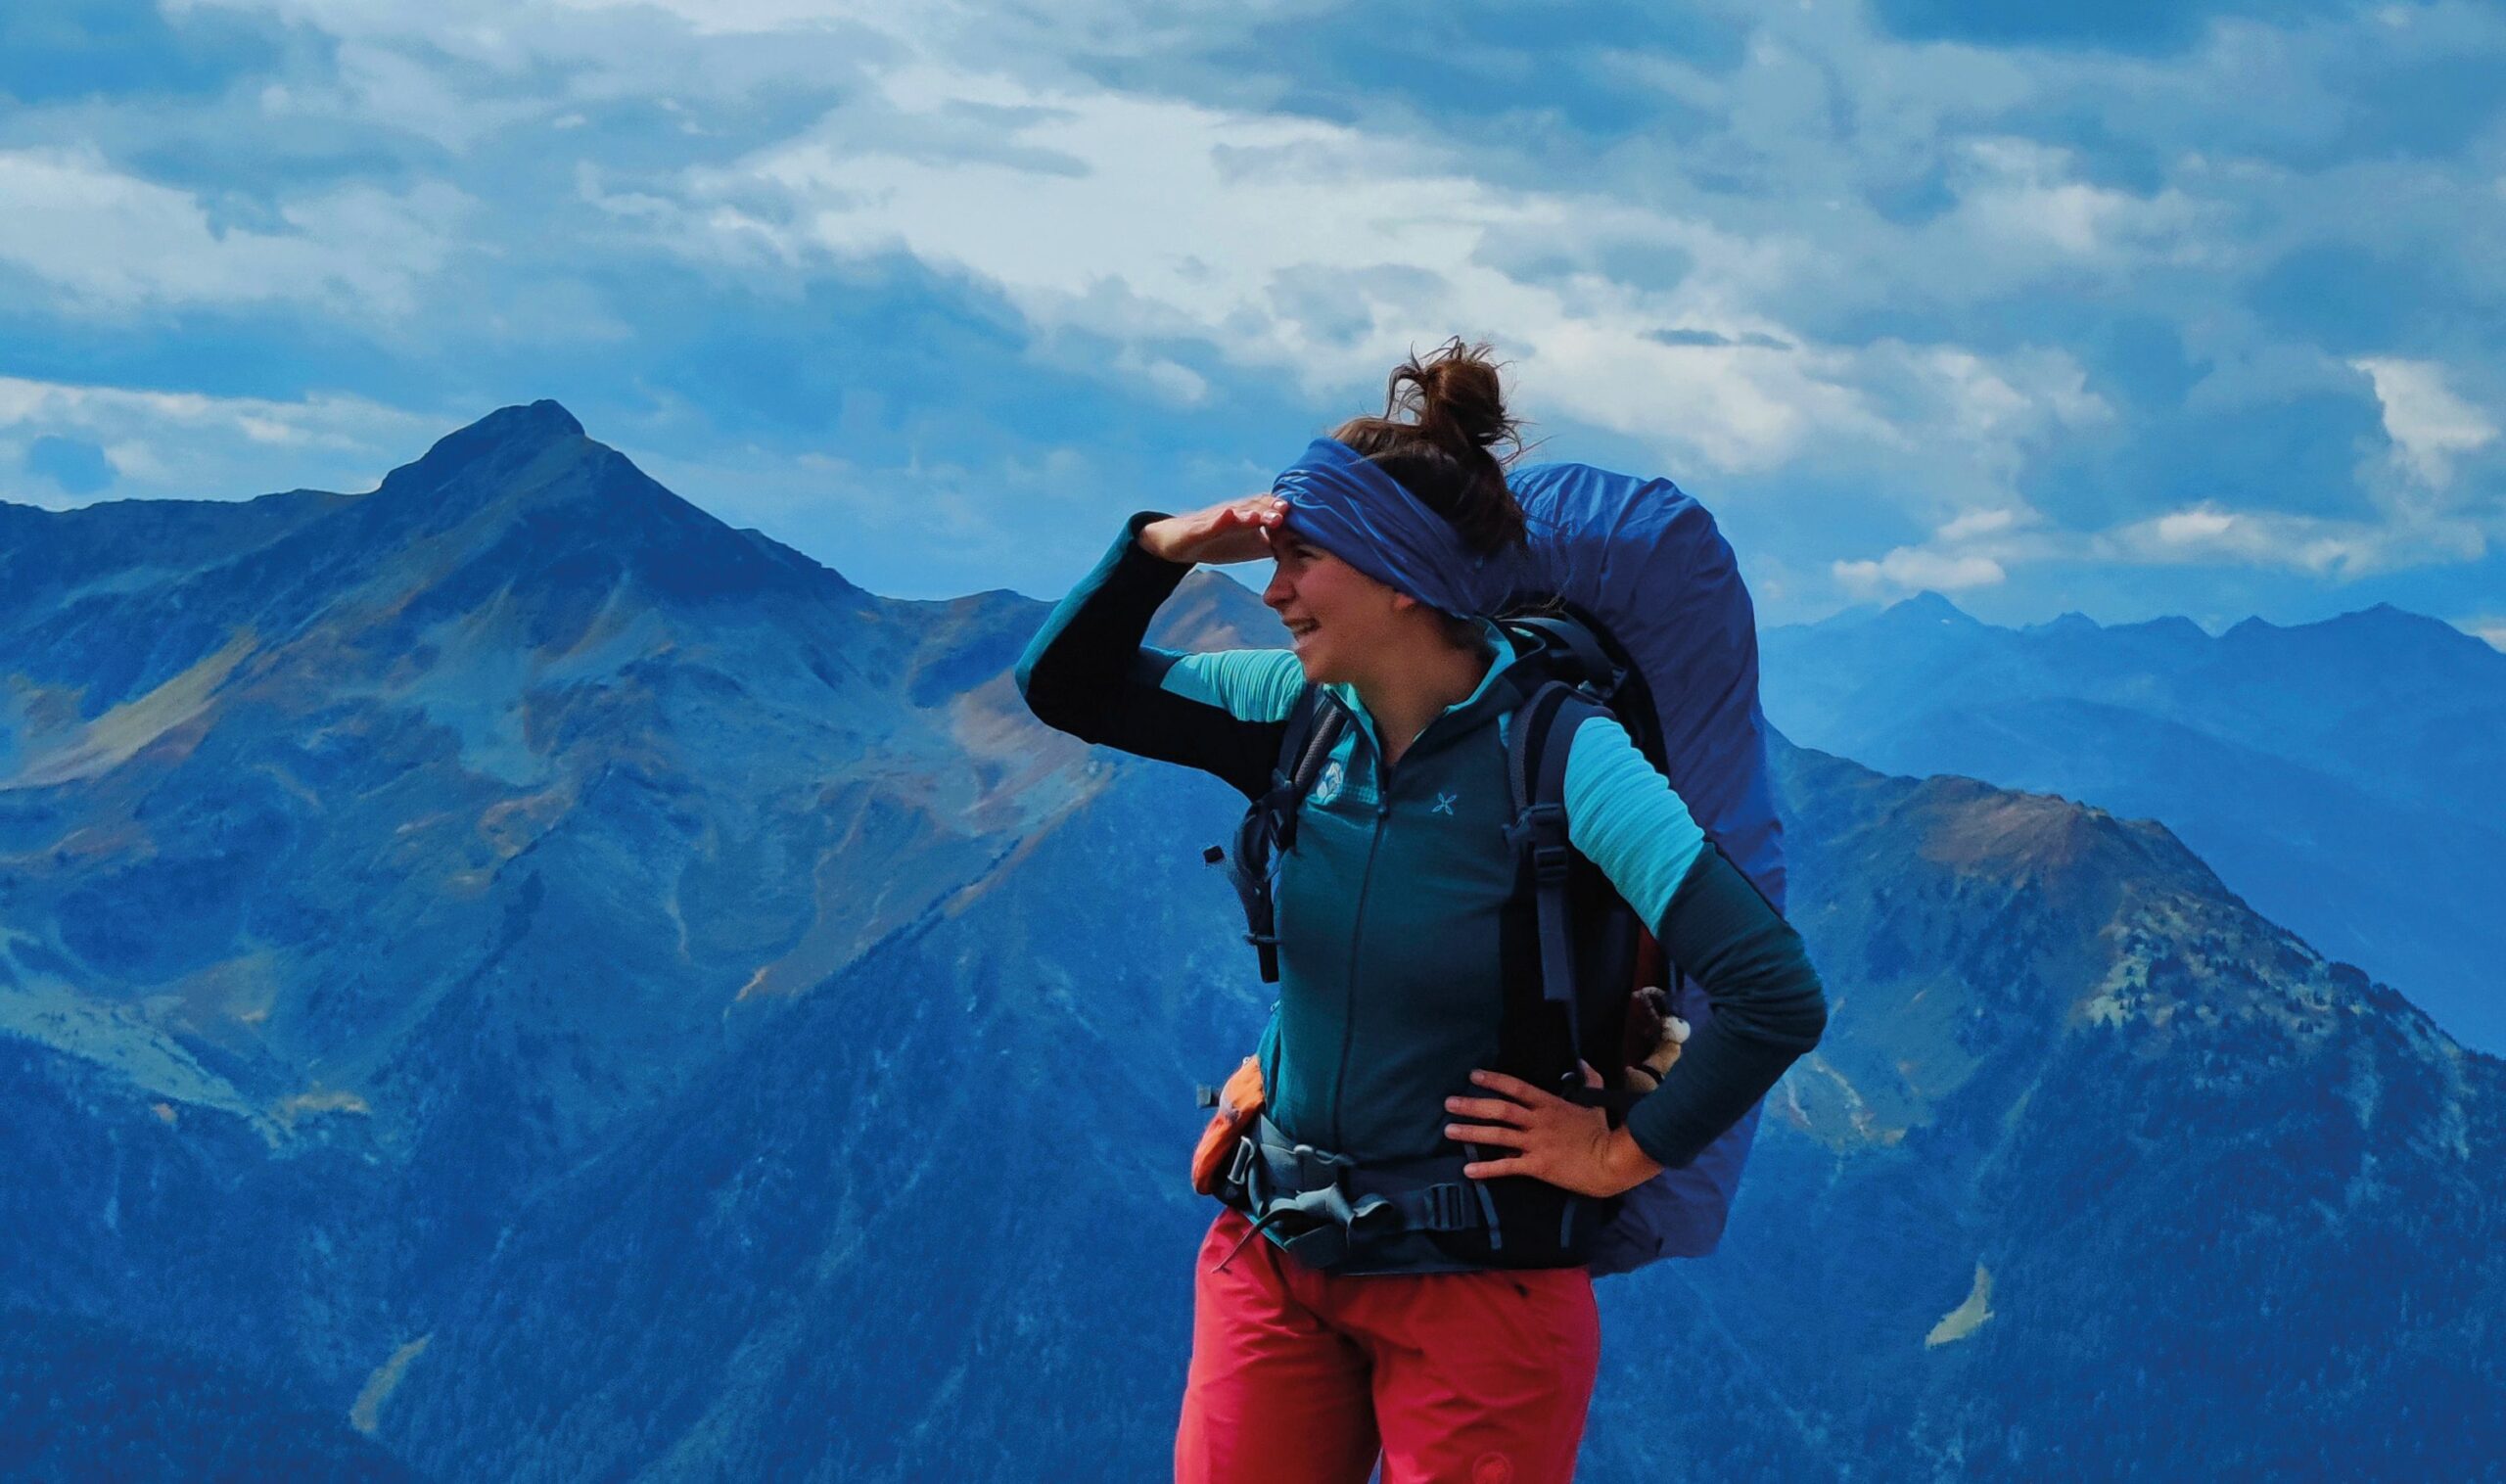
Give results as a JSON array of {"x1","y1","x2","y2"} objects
[
  {"x1": 1531, "y1": 844, "x2": 1572, "y2": 887},
  {"x1": 1507, "y1": 803, "x2": 1569, "y2": 859},
  {"x1": 1290, "y1": 1142, "x2": 1353, "y2": 1193}
]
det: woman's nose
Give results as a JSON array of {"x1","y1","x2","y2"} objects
[{"x1": 1262, "y1": 563, "x2": 1293, "y2": 609}]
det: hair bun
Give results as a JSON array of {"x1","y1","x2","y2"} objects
[
  {"x1": 1330, "y1": 337, "x2": 1528, "y2": 555},
  {"x1": 1390, "y1": 338, "x2": 1519, "y2": 456}
]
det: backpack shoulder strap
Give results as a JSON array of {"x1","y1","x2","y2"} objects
[
  {"x1": 1273, "y1": 683, "x2": 1347, "y2": 853},
  {"x1": 1503, "y1": 681, "x2": 1609, "y2": 1089},
  {"x1": 1213, "y1": 682, "x2": 1348, "y2": 983}
]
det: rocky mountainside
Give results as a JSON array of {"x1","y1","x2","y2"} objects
[
  {"x1": 0, "y1": 402, "x2": 1129, "y2": 1400},
  {"x1": 1760, "y1": 592, "x2": 2506, "y2": 1052},
  {"x1": 1583, "y1": 739, "x2": 2502, "y2": 1480},
  {"x1": 3, "y1": 409, "x2": 2498, "y2": 1479}
]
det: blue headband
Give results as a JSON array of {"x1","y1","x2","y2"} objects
[{"x1": 1270, "y1": 438, "x2": 1511, "y2": 620}]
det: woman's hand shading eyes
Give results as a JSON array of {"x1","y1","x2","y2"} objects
[{"x1": 1140, "y1": 495, "x2": 1288, "y2": 566}]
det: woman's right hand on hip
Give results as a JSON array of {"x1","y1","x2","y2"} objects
[{"x1": 1139, "y1": 495, "x2": 1287, "y2": 566}]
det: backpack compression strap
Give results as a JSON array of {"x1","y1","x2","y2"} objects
[{"x1": 1212, "y1": 683, "x2": 1349, "y2": 983}]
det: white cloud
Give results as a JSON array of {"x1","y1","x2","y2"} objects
[
  {"x1": 2154, "y1": 506, "x2": 2237, "y2": 544},
  {"x1": 665, "y1": 66, "x2": 1860, "y2": 470},
  {"x1": 643, "y1": 63, "x2": 2119, "y2": 490},
  {"x1": 1869, "y1": 345, "x2": 2111, "y2": 497},
  {"x1": 1109, "y1": 348, "x2": 1209, "y2": 406},
  {"x1": 0, "y1": 149, "x2": 463, "y2": 315},
  {"x1": 549, "y1": 0, "x2": 912, "y2": 34},
  {"x1": 56, "y1": 0, "x2": 2506, "y2": 623},
  {"x1": 186, "y1": 0, "x2": 903, "y2": 132},
  {"x1": 1822, "y1": 485, "x2": 2483, "y2": 598},
  {"x1": 2350, "y1": 356, "x2": 2498, "y2": 489},
  {"x1": 2098, "y1": 501, "x2": 2483, "y2": 578},
  {"x1": 0, "y1": 377, "x2": 438, "y2": 506},
  {"x1": 1951, "y1": 138, "x2": 2206, "y2": 263},
  {"x1": 258, "y1": 40, "x2": 549, "y2": 152},
  {"x1": 1936, "y1": 507, "x2": 2020, "y2": 541},
  {"x1": 1833, "y1": 547, "x2": 2008, "y2": 597},
  {"x1": 1828, "y1": 492, "x2": 2057, "y2": 601}
]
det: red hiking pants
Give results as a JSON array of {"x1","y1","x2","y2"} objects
[{"x1": 1174, "y1": 1208, "x2": 1601, "y2": 1484}]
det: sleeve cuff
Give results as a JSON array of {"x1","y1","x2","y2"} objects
[{"x1": 1124, "y1": 511, "x2": 1184, "y2": 569}]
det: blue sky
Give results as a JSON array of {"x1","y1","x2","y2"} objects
[{"x1": 2, "y1": 0, "x2": 2501, "y2": 642}]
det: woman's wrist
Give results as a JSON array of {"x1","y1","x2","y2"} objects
[
  {"x1": 1136, "y1": 515, "x2": 1187, "y2": 563},
  {"x1": 1601, "y1": 1126, "x2": 1665, "y2": 1195}
]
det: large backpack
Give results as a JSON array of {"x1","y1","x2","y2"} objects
[
  {"x1": 1504, "y1": 461, "x2": 1787, "y2": 1275},
  {"x1": 1217, "y1": 462, "x2": 1786, "y2": 1276}
]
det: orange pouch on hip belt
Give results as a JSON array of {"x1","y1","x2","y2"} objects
[{"x1": 1190, "y1": 1056, "x2": 1267, "y2": 1195}]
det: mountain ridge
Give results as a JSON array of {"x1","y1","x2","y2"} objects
[
  {"x1": 5, "y1": 403, "x2": 2500, "y2": 1478},
  {"x1": 1845, "y1": 587, "x2": 2500, "y2": 655},
  {"x1": 1763, "y1": 583, "x2": 2506, "y2": 1050}
]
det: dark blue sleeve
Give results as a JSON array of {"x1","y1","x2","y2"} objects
[
  {"x1": 1621, "y1": 843, "x2": 1828, "y2": 1169},
  {"x1": 1014, "y1": 513, "x2": 1291, "y2": 801}
]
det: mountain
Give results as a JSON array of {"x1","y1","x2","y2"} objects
[
  {"x1": 0, "y1": 1307, "x2": 413, "y2": 1483},
  {"x1": 0, "y1": 400, "x2": 1124, "y2": 1407},
  {"x1": 364, "y1": 720, "x2": 2506, "y2": 1482},
  {"x1": 1760, "y1": 592, "x2": 2506, "y2": 1052},
  {"x1": 4, "y1": 407, "x2": 2500, "y2": 1478},
  {"x1": 1588, "y1": 738, "x2": 2502, "y2": 1480}
]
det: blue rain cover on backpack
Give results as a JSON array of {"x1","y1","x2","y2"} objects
[{"x1": 1495, "y1": 462, "x2": 1787, "y2": 1275}]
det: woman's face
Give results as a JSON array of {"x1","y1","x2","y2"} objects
[{"x1": 1261, "y1": 525, "x2": 1408, "y2": 685}]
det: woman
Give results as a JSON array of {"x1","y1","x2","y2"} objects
[{"x1": 1015, "y1": 341, "x2": 1827, "y2": 1483}]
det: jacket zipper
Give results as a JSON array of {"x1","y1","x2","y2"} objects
[{"x1": 1329, "y1": 743, "x2": 1395, "y2": 1151}]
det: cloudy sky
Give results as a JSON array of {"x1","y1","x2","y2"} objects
[{"x1": 3, "y1": 0, "x2": 2502, "y2": 640}]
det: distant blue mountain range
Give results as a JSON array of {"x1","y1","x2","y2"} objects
[
  {"x1": 1762, "y1": 591, "x2": 2506, "y2": 1053},
  {"x1": 2, "y1": 406, "x2": 2498, "y2": 1479}
]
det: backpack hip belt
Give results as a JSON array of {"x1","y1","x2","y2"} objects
[{"x1": 1220, "y1": 1115, "x2": 1507, "y2": 1271}]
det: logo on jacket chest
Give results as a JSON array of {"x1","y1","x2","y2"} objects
[
  {"x1": 1307, "y1": 765, "x2": 1465, "y2": 821},
  {"x1": 1310, "y1": 758, "x2": 1347, "y2": 807}
]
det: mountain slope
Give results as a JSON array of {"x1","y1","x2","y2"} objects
[
  {"x1": 6, "y1": 409, "x2": 2499, "y2": 1479},
  {"x1": 0, "y1": 403, "x2": 1113, "y2": 1415},
  {"x1": 373, "y1": 730, "x2": 2505, "y2": 1481},
  {"x1": 1761, "y1": 594, "x2": 2506, "y2": 1051},
  {"x1": 1583, "y1": 739, "x2": 2503, "y2": 1480},
  {"x1": 0, "y1": 1306, "x2": 414, "y2": 1484}
]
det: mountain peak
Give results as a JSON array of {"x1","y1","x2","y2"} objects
[
  {"x1": 1881, "y1": 590, "x2": 1977, "y2": 626},
  {"x1": 2220, "y1": 601, "x2": 2488, "y2": 656},
  {"x1": 476, "y1": 399, "x2": 584, "y2": 442},
  {"x1": 2332, "y1": 601, "x2": 2457, "y2": 636},
  {"x1": 382, "y1": 400, "x2": 587, "y2": 498},
  {"x1": 2112, "y1": 614, "x2": 2208, "y2": 643}
]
